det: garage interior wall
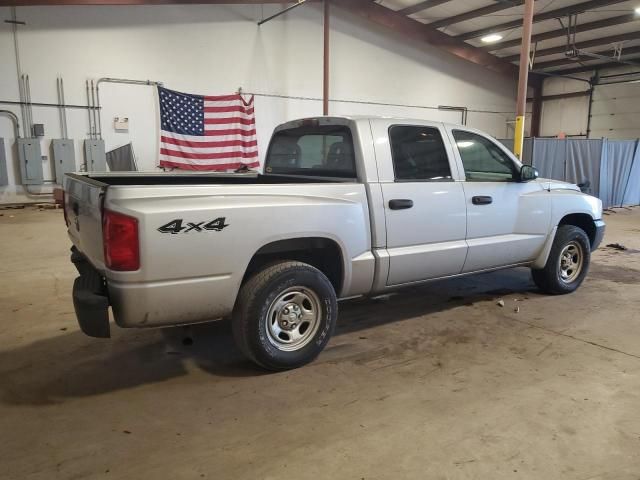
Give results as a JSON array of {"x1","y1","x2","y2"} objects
[
  {"x1": 0, "y1": 4, "x2": 521, "y2": 204},
  {"x1": 540, "y1": 66, "x2": 640, "y2": 139}
]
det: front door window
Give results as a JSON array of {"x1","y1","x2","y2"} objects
[{"x1": 452, "y1": 130, "x2": 518, "y2": 182}]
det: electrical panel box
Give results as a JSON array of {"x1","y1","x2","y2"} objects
[
  {"x1": 52, "y1": 139, "x2": 76, "y2": 184},
  {"x1": 17, "y1": 138, "x2": 43, "y2": 185},
  {"x1": 0, "y1": 138, "x2": 8, "y2": 186},
  {"x1": 33, "y1": 124, "x2": 45, "y2": 137},
  {"x1": 84, "y1": 139, "x2": 107, "y2": 172}
]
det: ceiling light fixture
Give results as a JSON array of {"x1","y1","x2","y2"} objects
[
  {"x1": 635, "y1": 6, "x2": 640, "y2": 14},
  {"x1": 481, "y1": 33, "x2": 503, "y2": 43}
]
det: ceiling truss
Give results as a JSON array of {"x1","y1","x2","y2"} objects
[{"x1": 3, "y1": 0, "x2": 639, "y2": 77}]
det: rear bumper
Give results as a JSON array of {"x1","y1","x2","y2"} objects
[
  {"x1": 71, "y1": 249, "x2": 235, "y2": 331},
  {"x1": 107, "y1": 274, "x2": 233, "y2": 328},
  {"x1": 592, "y1": 220, "x2": 606, "y2": 251},
  {"x1": 71, "y1": 247, "x2": 110, "y2": 338}
]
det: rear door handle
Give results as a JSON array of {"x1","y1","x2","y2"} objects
[
  {"x1": 472, "y1": 196, "x2": 493, "y2": 205},
  {"x1": 388, "y1": 199, "x2": 413, "y2": 210}
]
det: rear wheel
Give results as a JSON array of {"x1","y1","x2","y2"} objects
[
  {"x1": 531, "y1": 225, "x2": 591, "y2": 294},
  {"x1": 232, "y1": 261, "x2": 337, "y2": 370}
]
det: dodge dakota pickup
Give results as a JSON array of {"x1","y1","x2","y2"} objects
[{"x1": 65, "y1": 116, "x2": 605, "y2": 370}]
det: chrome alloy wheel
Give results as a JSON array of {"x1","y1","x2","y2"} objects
[
  {"x1": 558, "y1": 241, "x2": 584, "y2": 283},
  {"x1": 266, "y1": 287, "x2": 321, "y2": 352}
]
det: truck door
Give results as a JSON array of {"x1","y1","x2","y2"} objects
[
  {"x1": 444, "y1": 127, "x2": 550, "y2": 272},
  {"x1": 371, "y1": 120, "x2": 468, "y2": 286}
]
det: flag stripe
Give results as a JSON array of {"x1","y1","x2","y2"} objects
[
  {"x1": 202, "y1": 128, "x2": 257, "y2": 136},
  {"x1": 204, "y1": 111, "x2": 255, "y2": 121},
  {"x1": 159, "y1": 159, "x2": 260, "y2": 171},
  {"x1": 204, "y1": 117, "x2": 255, "y2": 126},
  {"x1": 161, "y1": 135, "x2": 257, "y2": 149},
  {"x1": 160, "y1": 144, "x2": 258, "y2": 155},
  {"x1": 204, "y1": 106, "x2": 254, "y2": 114},
  {"x1": 203, "y1": 100, "x2": 251, "y2": 109},
  {"x1": 203, "y1": 94, "x2": 245, "y2": 102},
  {"x1": 160, "y1": 148, "x2": 258, "y2": 160},
  {"x1": 161, "y1": 130, "x2": 256, "y2": 143}
]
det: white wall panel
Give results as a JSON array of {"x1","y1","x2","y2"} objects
[{"x1": 0, "y1": 4, "x2": 518, "y2": 203}]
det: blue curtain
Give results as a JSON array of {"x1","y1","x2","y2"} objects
[
  {"x1": 565, "y1": 139, "x2": 602, "y2": 198},
  {"x1": 531, "y1": 138, "x2": 566, "y2": 180},
  {"x1": 599, "y1": 139, "x2": 638, "y2": 209},
  {"x1": 489, "y1": 137, "x2": 639, "y2": 208},
  {"x1": 622, "y1": 140, "x2": 640, "y2": 207}
]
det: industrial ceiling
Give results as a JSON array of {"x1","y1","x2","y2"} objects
[
  {"x1": 5, "y1": 0, "x2": 639, "y2": 77},
  {"x1": 376, "y1": 0, "x2": 640, "y2": 75}
]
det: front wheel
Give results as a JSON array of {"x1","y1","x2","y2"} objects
[
  {"x1": 531, "y1": 225, "x2": 591, "y2": 294},
  {"x1": 232, "y1": 261, "x2": 337, "y2": 370}
]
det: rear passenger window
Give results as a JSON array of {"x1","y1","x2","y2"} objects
[{"x1": 389, "y1": 126, "x2": 452, "y2": 181}]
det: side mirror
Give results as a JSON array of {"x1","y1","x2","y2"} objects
[
  {"x1": 520, "y1": 165, "x2": 538, "y2": 182},
  {"x1": 577, "y1": 180, "x2": 591, "y2": 193}
]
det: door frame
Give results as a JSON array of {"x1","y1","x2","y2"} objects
[{"x1": 368, "y1": 118, "x2": 469, "y2": 291}]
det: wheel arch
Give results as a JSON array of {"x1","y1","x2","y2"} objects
[
  {"x1": 533, "y1": 213, "x2": 597, "y2": 269},
  {"x1": 241, "y1": 236, "x2": 346, "y2": 296},
  {"x1": 558, "y1": 213, "x2": 597, "y2": 248}
]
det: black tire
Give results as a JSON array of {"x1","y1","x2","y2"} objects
[
  {"x1": 531, "y1": 225, "x2": 591, "y2": 295},
  {"x1": 232, "y1": 261, "x2": 337, "y2": 370}
]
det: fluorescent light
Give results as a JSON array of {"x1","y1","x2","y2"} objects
[
  {"x1": 457, "y1": 141, "x2": 474, "y2": 148},
  {"x1": 481, "y1": 33, "x2": 503, "y2": 43},
  {"x1": 635, "y1": 6, "x2": 640, "y2": 14}
]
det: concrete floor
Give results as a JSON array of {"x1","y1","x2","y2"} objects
[{"x1": 1, "y1": 206, "x2": 639, "y2": 480}]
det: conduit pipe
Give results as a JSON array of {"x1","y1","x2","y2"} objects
[
  {"x1": 323, "y1": 0, "x2": 329, "y2": 116},
  {"x1": 0, "y1": 109, "x2": 21, "y2": 138},
  {"x1": 95, "y1": 77, "x2": 163, "y2": 140}
]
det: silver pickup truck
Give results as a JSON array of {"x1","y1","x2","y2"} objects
[{"x1": 65, "y1": 116, "x2": 605, "y2": 370}]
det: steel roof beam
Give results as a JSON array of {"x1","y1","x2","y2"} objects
[
  {"x1": 537, "y1": 45, "x2": 640, "y2": 70},
  {"x1": 502, "y1": 31, "x2": 640, "y2": 62},
  {"x1": 398, "y1": 0, "x2": 453, "y2": 16},
  {"x1": 547, "y1": 59, "x2": 640, "y2": 75},
  {"x1": 457, "y1": 0, "x2": 629, "y2": 41},
  {"x1": 429, "y1": 0, "x2": 524, "y2": 30},
  {"x1": 2, "y1": 0, "x2": 315, "y2": 5},
  {"x1": 482, "y1": 13, "x2": 639, "y2": 52}
]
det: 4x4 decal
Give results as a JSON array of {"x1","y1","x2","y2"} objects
[{"x1": 158, "y1": 218, "x2": 229, "y2": 235}]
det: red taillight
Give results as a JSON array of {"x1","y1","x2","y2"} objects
[{"x1": 103, "y1": 209, "x2": 140, "y2": 271}]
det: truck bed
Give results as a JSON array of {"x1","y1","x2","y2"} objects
[
  {"x1": 64, "y1": 171, "x2": 373, "y2": 329},
  {"x1": 78, "y1": 171, "x2": 356, "y2": 186}
]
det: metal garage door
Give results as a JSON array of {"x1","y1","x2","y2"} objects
[{"x1": 589, "y1": 81, "x2": 640, "y2": 139}]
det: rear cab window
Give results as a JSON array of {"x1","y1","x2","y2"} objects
[{"x1": 265, "y1": 125, "x2": 356, "y2": 179}]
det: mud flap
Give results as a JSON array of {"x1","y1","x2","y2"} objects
[{"x1": 71, "y1": 248, "x2": 110, "y2": 338}]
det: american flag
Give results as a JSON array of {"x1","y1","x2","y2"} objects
[{"x1": 158, "y1": 87, "x2": 259, "y2": 171}]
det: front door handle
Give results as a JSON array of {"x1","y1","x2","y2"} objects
[
  {"x1": 472, "y1": 196, "x2": 493, "y2": 205},
  {"x1": 389, "y1": 199, "x2": 414, "y2": 210}
]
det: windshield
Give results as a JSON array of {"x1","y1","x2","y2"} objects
[{"x1": 265, "y1": 125, "x2": 356, "y2": 179}]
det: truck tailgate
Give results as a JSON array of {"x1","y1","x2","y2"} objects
[{"x1": 65, "y1": 173, "x2": 108, "y2": 271}]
